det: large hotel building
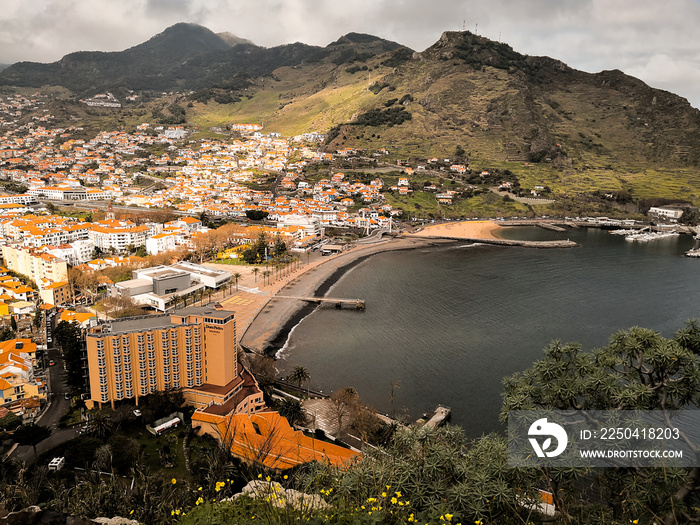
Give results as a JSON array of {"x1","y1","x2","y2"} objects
[{"x1": 85, "y1": 305, "x2": 264, "y2": 414}]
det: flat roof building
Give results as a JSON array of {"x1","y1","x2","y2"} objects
[{"x1": 85, "y1": 306, "x2": 263, "y2": 415}]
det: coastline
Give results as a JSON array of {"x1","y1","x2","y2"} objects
[
  {"x1": 238, "y1": 235, "x2": 452, "y2": 354},
  {"x1": 410, "y1": 220, "x2": 504, "y2": 240},
  {"x1": 238, "y1": 219, "x2": 578, "y2": 356}
]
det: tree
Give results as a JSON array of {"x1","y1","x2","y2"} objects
[
  {"x1": 287, "y1": 366, "x2": 310, "y2": 398},
  {"x1": 330, "y1": 387, "x2": 360, "y2": 435},
  {"x1": 273, "y1": 235, "x2": 287, "y2": 258},
  {"x1": 245, "y1": 210, "x2": 269, "y2": 221},
  {"x1": 251, "y1": 267, "x2": 259, "y2": 283},
  {"x1": 232, "y1": 272, "x2": 242, "y2": 291},
  {"x1": 501, "y1": 323, "x2": 700, "y2": 524},
  {"x1": 32, "y1": 311, "x2": 42, "y2": 331},
  {"x1": 86, "y1": 409, "x2": 114, "y2": 439},
  {"x1": 53, "y1": 320, "x2": 84, "y2": 391},
  {"x1": 0, "y1": 411, "x2": 21, "y2": 431},
  {"x1": 277, "y1": 397, "x2": 306, "y2": 427},
  {"x1": 262, "y1": 270, "x2": 271, "y2": 285},
  {"x1": 13, "y1": 423, "x2": 51, "y2": 457}
]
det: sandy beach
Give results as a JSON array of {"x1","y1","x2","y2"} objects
[
  {"x1": 410, "y1": 220, "x2": 503, "y2": 240},
  {"x1": 204, "y1": 235, "x2": 449, "y2": 354}
]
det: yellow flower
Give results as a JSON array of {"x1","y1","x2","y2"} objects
[
  {"x1": 632, "y1": 521, "x2": 639, "y2": 525},
  {"x1": 445, "y1": 514, "x2": 453, "y2": 521},
  {"x1": 258, "y1": 474, "x2": 262, "y2": 479},
  {"x1": 381, "y1": 492, "x2": 387, "y2": 498},
  {"x1": 129, "y1": 510, "x2": 133, "y2": 515},
  {"x1": 283, "y1": 475, "x2": 288, "y2": 480},
  {"x1": 175, "y1": 510, "x2": 181, "y2": 515},
  {"x1": 266, "y1": 476, "x2": 271, "y2": 482},
  {"x1": 395, "y1": 491, "x2": 402, "y2": 498},
  {"x1": 391, "y1": 497, "x2": 398, "y2": 504},
  {"x1": 171, "y1": 510, "x2": 175, "y2": 516},
  {"x1": 171, "y1": 478, "x2": 177, "y2": 484}
]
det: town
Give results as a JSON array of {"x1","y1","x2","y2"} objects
[{"x1": 1, "y1": 89, "x2": 698, "y2": 525}]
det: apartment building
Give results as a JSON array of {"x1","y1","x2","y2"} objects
[
  {"x1": 0, "y1": 339, "x2": 46, "y2": 404},
  {"x1": 2, "y1": 245, "x2": 68, "y2": 283},
  {"x1": 85, "y1": 306, "x2": 264, "y2": 415},
  {"x1": 88, "y1": 224, "x2": 150, "y2": 251},
  {"x1": 38, "y1": 280, "x2": 73, "y2": 306}
]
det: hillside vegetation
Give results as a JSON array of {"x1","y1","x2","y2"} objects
[{"x1": 4, "y1": 24, "x2": 700, "y2": 203}]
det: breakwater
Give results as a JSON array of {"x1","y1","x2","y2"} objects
[{"x1": 414, "y1": 235, "x2": 578, "y2": 248}]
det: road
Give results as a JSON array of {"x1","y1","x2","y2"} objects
[{"x1": 11, "y1": 348, "x2": 77, "y2": 464}]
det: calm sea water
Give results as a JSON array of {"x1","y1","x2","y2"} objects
[{"x1": 278, "y1": 228, "x2": 700, "y2": 438}]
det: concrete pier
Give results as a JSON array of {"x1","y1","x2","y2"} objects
[
  {"x1": 276, "y1": 295, "x2": 366, "y2": 310},
  {"x1": 418, "y1": 236, "x2": 578, "y2": 248}
]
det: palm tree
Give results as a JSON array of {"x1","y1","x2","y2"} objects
[
  {"x1": 287, "y1": 365, "x2": 310, "y2": 398},
  {"x1": 277, "y1": 398, "x2": 306, "y2": 427},
  {"x1": 251, "y1": 267, "x2": 259, "y2": 283},
  {"x1": 262, "y1": 270, "x2": 271, "y2": 285},
  {"x1": 232, "y1": 272, "x2": 242, "y2": 291}
]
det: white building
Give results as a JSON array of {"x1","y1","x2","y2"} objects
[
  {"x1": 648, "y1": 206, "x2": 685, "y2": 223},
  {"x1": 277, "y1": 214, "x2": 322, "y2": 237},
  {"x1": 146, "y1": 232, "x2": 180, "y2": 255},
  {"x1": 89, "y1": 225, "x2": 150, "y2": 252}
]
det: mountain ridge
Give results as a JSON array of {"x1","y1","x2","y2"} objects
[{"x1": 2, "y1": 24, "x2": 700, "y2": 200}]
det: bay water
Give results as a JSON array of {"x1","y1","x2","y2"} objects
[{"x1": 278, "y1": 227, "x2": 700, "y2": 438}]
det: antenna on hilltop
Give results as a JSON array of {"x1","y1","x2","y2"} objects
[
  {"x1": 475, "y1": 22, "x2": 478, "y2": 35},
  {"x1": 462, "y1": 19, "x2": 466, "y2": 31},
  {"x1": 498, "y1": 31, "x2": 501, "y2": 42}
]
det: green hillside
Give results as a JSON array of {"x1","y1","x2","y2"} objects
[{"x1": 4, "y1": 25, "x2": 700, "y2": 203}]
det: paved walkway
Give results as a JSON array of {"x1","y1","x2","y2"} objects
[{"x1": 302, "y1": 398, "x2": 354, "y2": 437}]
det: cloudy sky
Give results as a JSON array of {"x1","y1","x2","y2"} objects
[{"x1": 2, "y1": 0, "x2": 700, "y2": 108}]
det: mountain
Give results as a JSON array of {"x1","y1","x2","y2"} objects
[
  {"x1": 0, "y1": 23, "x2": 403, "y2": 95},
  {"x1": 2, "y1": 25, "x2": 700, "y2": 196},
  {"x1": 315, "y1": 31, "x2": 700, "y2": 172}
]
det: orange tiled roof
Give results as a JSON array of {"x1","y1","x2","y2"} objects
[{"x1": 193, "y1": 410, "x2": 358, "y2": 470}]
